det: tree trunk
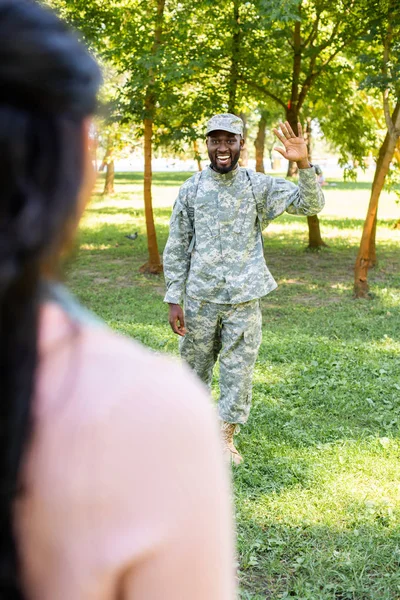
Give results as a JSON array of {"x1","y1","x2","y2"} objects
[
  {"x1": 286, "y1": 18, "x2": 301, "y2": 178},
  {"x1": 100, "y1": 142, "x2": 112, "y2": 174},
  {"x1": 285, "y1": 15, "x2": 325, "y2": 250},
  {"x1": 286, "y1": 107, "x2": 299, "y2": 177},
  {"x1": 101, "y1": 140, "x2": 115, "y2": 195},
  {"x1": 307, "y1": 215, "x2": 328, "y2": 250},
  {"x1": 255, "y1": 114, "x2": 267, "y2": 173},
  {"x1": 104, "y1": 160, "x2": 115, "y2": 195},
  {"x1": 303, "y1": 116, "x2": 327, "y2": 250},
  {"x1": 227, "y1": 0, "x2": 240, "y2": 113},
  {"x1": 269, "y1": 143, "x2": 275, "y2": 169},
  {"x1": 141, "y1": 116, "x2": 162, "y2": 274},
  {"x1": 305, "y1": 117, "x2": 312, "y2": 158},
  {"x1": 366, "y1": 106, "x2": 400, "y2": 268},
  {"x1": 193, "y1": 140, "x2": 202, "y2": 171},
  {"x1": 369, "y1": 214, "x2": 377, "y2": 267},
  {"x1": 239, "y1": 112, "x2": 249, "y2": 167},
  {"x1": 354, "y1": 100, "x2": 400, "y2": 298},
  {"x1": 139, "y1": 0, "x2": 165, "y2": 274},
  {"x1": 89, "y1": 128, "x2": 98, "y2": 172}
]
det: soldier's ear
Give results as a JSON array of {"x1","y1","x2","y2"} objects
[{"x1": 240, "y1": 136, "x2": 245, "y2": 148}]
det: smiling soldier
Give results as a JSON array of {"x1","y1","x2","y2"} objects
[{"x1": 163, "y1": 113, "x2": 325, "y2": 464}]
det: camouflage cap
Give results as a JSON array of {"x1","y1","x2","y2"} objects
[{"x1": 206, "y1": 113, "x2": 244, "y2": 136}]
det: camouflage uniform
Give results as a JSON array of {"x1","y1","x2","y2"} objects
[{"x1": 164, "y1": 114, "x2": 325, "y2": 424}]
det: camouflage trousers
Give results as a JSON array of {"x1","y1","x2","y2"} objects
[{"x1": 179, "y1": 296, "x2": 262, "y2": 424}]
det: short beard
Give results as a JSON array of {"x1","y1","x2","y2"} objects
[{"x1": 210, "y1": 150, "x2": 241, "y2": 174}]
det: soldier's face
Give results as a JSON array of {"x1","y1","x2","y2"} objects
[{"x1": 206, "y1": 131, "x2": 244, "y2": 174}]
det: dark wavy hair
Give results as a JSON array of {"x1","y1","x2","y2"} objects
[{"x1": 0, "y1": 1, "x2": 101, "y2": 596}]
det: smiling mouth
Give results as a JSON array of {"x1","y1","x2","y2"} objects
[{"x1": 216, "y1": 154, "x2": 231, "y2": 164}]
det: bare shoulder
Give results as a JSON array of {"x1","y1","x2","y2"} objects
[
  {"x1": 29, "y1": 305, "x2": 229, "y2": 580},
  {"x1": 38, "y1": 303, "x2": 216, "y2": 440}
]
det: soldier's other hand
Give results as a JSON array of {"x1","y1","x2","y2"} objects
[{"x1": 168, "y1": 304, "x2": 186, "y2": 336}]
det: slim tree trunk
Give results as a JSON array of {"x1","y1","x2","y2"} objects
[
  {"x1": 104, "y1": 160, "x2": 115, "y2": 195},
  {"x1": 303, "y1": 116, "x2": 327, "y2": 249},
  {"x1": 139, "y1": 0, "x2": 165, "y2": 274},
  {"x1": 286, "y1": 106, "x2": 299, "y2": 178},
  {"x1": 286, "y1": 18, "x2": 302, "y2": 178},
  {"x1": 354, "y1": 100, "x2": 400, "y2": 298},
  {"x1": 369, "y1": 214, "x2": 377, "y2": 267},
  {"x1": 193, "y1": 140, "x2": 202, "y2": 171},
  {"x1": 239, "y1": 112, "x2": 249, "y2": 167},
  {"x1": 255, "y1": 114, "x2": 267, "y2": 173},
  {"x1": 89, "y1": 127, "x2": 98, "y2": 172},
  {"x1": 307, "y1": 215, "x2": 327, "y2": 249},
  {"x1": 305, "y1": 117, "x2": 312, "y2": 158},
  {"x1": 269, "y1": 143, "x2": 276, "y2": 169},
  {"x1": 227, "y1": 0, "x2": 240, "y2": 114},
  {"x1": 141, "y1": 112, "x2": 162, "y2": 274},
  {"x1": 366, "y1": 108, "x2": 400, "y2": 267},
  {"x1": 101, "y1": 140, "x2": 115, "y2": 195}
]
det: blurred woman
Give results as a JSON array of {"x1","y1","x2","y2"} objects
[{"x1": 0, "y1": 1, "x2": 235, "y2": 598}]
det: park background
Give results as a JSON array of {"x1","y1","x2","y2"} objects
[{"x1": 45, "y1": 1, "x2": 399, "y2": 598}]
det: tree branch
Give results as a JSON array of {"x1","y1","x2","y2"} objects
[
  {"x1": 302, "y1": 10, "x2": 321, "y2": 49},
  {"x1": 297, "y1": 37, "x2": 353, "y2": 110},
  {"x1": 240, "y1": 78, "x2": 287, "y2": 109},
  {"x1": 289, "y1": 20, "x2": 302, "y2": 110},
  {"x1": 313, "y1": 19, "x2": 342, "y2": 53},
  {"x1": 383, "y1": 89, "x2": 396, "y2": 137},
  {"x1": 365, "y1": 103, "x2": 383, "y2": 129},
  {"x1": 296, "y1": 0, "x2": 359, "y2": 110},
  {"x1": 392, "y1": 99, "x2": 400, "y2": 139},
  {"x1": 310, "y1": 0, "x2": 356, "y2": 54},
  {"x1": 382, "y1": 24, "x2": 397, "y2": 137}
]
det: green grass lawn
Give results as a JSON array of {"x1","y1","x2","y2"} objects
[{"x1": 69, "y1": 171, "x2": 400, "y2": 600}]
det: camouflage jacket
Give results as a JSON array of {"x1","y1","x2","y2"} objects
[{"x1": 163, "y1": 166, "x2": 325, "y2": 305}]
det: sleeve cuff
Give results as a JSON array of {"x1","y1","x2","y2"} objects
[
  {"x1": 298, "y1": 166, "x2": 316, "y2": 175},
  {"x1": 164, "y1": 289, "x2": 184, "y2": 304}
]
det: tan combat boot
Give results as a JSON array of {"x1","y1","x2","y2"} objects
[{"x1": 220, "y1": 422, "x2": 243, "y2": 465}]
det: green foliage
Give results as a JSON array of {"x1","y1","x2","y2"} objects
[
  {"x1": 44, "y1": 0, "x2": 231, "y2": 147},
  {"x1": 355, "y1": 0, "x2": 400, "y2": 196},
  {"x1": 357, "y1": 1, "x2": 400, "y2": 97},
  {"x1": 234, "y1": 0, "x2": 391, "y2": 168},
  {"x1": 44, "y1": 0, "x2": 395, "y2": 168},
  {"x1": 310, "y1": 63, "x2": 378, "y2": 177}
]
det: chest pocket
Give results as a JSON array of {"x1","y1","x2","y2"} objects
[
  {"x1": 194, "y1": 199, "x2": 219, "y2": 239},
  {"x1": 233, "y1": 194, "x2": 252, "y2": 234}
]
